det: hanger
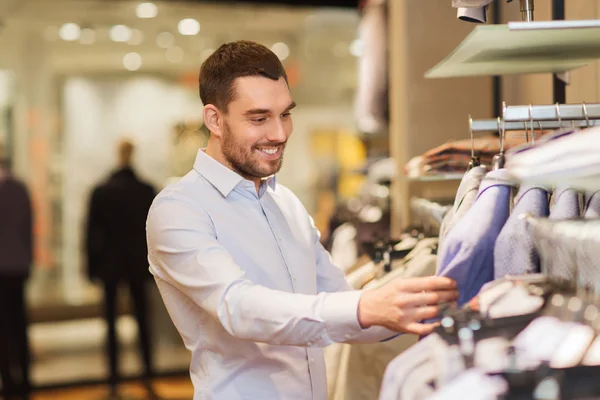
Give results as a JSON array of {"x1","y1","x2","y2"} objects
[
  {"x1": 492, "y1": 116, "x2": 506, "y2": 170},
  {"x1": 583, "y1": 101, "x2": 591, "y2": 128},
  {"x1": 467, "y1": 115, "x2": 481, "y2": 170}
]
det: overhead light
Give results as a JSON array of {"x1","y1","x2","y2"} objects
[
  {"x1": 123, "y1": 52, "x2": 142, "y2": 71},
  {"x1": 80, "y1": 28, "x2": 96, "y2": 45},
  {"x1": 156, "y1": 31, "x2": 175, "y2": 48},
  {"x1": 59, "y1": 23, "x2": 81, "y2": 41},
  {"x1": 129, "y1": 29, "x2": 144, "y2": 45},
  {"x1": 200, "y1": 48, "x2": 214, "y2": 61},
  {"x1": 271, "y1": 42, "x2": 290, "y2": 61},
  {"x1": 136, "y1": 2, "x2": 157, "y2": 19},
  {"x1": 349, "y1": 39, "x2": 362, "y2": 57},
  {"x1": 166, "y1": 46, "x2": 184, "y2": 63},
  {"x1": 110, "y1": 25, "x2": 132, "y2": 43},
  {"x1": 178, "y1": 18, "x2": 200, "y2": 36}
]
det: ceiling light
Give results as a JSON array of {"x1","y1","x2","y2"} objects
[
  {"x1": 129, "y1": 29, "x2": 144, "y2": 45},
  {"x1": 123, "y1": 52, "x2": 142, "y2": 71},
  {"x1": 110, "y1": 25, "x2": 132, "y2": 43},
  {"x1": 200, "y1": 48, "x2": 214, "y2": 61},
  {"x1": 349, "y1": 39, "x2": 362, "y2": 57},
  {"x1": 166, "y1": 46, "x2": 184, "y2": 63},
  {"x1": 136, "y1": 2, "x2": 157, "y2": 19},
  {"x1": 156, "y1": 31, "x2": 175, "y2": 48},
  {"x1": 80, "y1": 28, "x2": 96, "y2": 45},
  {"x1": 271, "y1": 42, "x2": 290, "y2": 61},
  {"x1": 178, "y1": 18, "x2": 200, "y2": 36},
  {"x1": 59, "y1": 23, "x2": 81, "y2": 41}
]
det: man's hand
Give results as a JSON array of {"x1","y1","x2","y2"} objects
[{"x1": 357, "y1": 276, "x2": 459, "y2": 336}]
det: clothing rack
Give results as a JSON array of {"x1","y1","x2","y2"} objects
[
  {"x1": 503, "y1": 102, "x2": 600, "y2": 122},
  {"x1": 470, "y1": 118, "x2": 600, "y2": 132},
  {"x1": 524, "y1": 215, "x2": 600, "y2": 294}
]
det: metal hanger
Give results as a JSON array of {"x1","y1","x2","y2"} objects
[
  {"x1": 492, "y1": 116, "x2": 506, "y2": 170},
  {"x1": 529, "y1": 104, "x2": 536, "y2": 145},
  {"x1": 583, "y1": 102, "x2": 591, "y2": 128},
  {"x1": 467, "y1": 115, "x2": 481, "y2": 170}
]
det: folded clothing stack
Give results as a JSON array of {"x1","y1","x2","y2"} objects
[{"x1": 405, "y1": 131, "x2": 542, "y2": 178}]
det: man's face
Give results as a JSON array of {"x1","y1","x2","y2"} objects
[{"x1": 220, "y1": 76, "x2": 295, "y2": 180}]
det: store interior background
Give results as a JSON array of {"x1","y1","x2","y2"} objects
[{"x1": 1, "y1": 0, "x2": 600, "y2": 395}]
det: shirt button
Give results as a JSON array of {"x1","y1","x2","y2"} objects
[
  {"x1": 307, "y1": 341, "x2": 313, "y2": 346},
  {"x1": 310, "y1": 358, "x2": 314, "y2": 363},
  {"x1": 344, "y1": 334, "x2": 351, "y2": 340}
]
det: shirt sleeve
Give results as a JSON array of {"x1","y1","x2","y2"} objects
[
  {"x1": 310, "y1": 216, "x2": 400, "y2": 344},
  {"x1": 147, "y1": 195, "x2": 395, "y2": 347}
]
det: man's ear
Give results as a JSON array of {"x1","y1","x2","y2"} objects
[{"x1": 203, "y1": 104, "x2": 223, "y2": 138}]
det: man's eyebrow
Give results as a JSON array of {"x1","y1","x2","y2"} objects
[
  {"x1": 243, "y1": 102, "x2": 297, "y2": 116},
  {"x1": 244, "y1": 108, "x2": 271, "y2": 116}
]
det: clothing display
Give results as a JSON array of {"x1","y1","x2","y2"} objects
[
  {"x1": 405, "y1": 131, "x2": 539, "y2": 178},
  {"x1": 437, "y1": 169, "x2": 515, "y2": 306},
  {"x1": 506, "y1": 125, "x2": 600, "y2": 191},
  {"x1": 380, "y1": 104, "x2": 600, "y2": 399},
  {"x1": 147, "y1": 150, "x2": 397, "y2": 400}
]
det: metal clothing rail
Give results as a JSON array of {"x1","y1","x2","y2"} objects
[
  {"x1": 502, "y1": 102, "x2": 600, "y2": 123},
  {"x1": 470, "y1": 118, "x2": 600, "y2": 133}
]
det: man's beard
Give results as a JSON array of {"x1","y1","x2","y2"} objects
[{"x1": 221, "y1": 122, "x2": 285, "y2": 180}]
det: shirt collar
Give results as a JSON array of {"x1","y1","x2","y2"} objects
[{"x1": 193, "y1": 149, "x2": 276, "y2": 197}]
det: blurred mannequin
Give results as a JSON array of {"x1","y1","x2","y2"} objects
[
  {"x1": 0, "y1": 151, "x2": 33, "y2": 400},
  {"x1": 85, "y1": 139, "x2": 157, "y2": 399}
]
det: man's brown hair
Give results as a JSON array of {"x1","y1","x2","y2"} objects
[{"x1": 199, "y1": 40, "x2": 288, "y2": 112}]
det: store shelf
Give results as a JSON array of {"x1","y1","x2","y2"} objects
[
  {"x1": 426, "y1": 20, "x2": 600, "y2": 78},
  {"x1": 409, "y1": 173, "x2": 464, "y2": 182}
]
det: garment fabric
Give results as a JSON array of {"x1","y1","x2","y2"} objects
[
  {"x1": 437, "y1": 169, "x2": 515, "y2": 306},
  {"x1": 0, "y1": 276, "x2": 30, "y2": 399},
  {"x1": 494, "y1": 185, "x2": 549, "y2": 278},
  {"x1": 332, "y1": 248, "x2": 437, "y2": 400},
  {"x1": 329, "y1": 222, "x2": 358, "y2": 273},
  {"x1": 506, "y1": 126, "x2": 600, "y2": 191},
  {"x1": 103, "y1": 279, "x2": 154, "y2": 389},
  {"x1": 86, "y1": 167, "x2": 156, "y2": 282},
  {"x1": 355, "y1": 0, "x2": 388, "y2": 134},
  {"x1": 147, "y1": 150, "x2": 396, "y2": 400},
  {"x1": 584, "y1": 191, "x2": 600, "y2": 218},
  {"x1": 439, "y1": 166, "x2": 487, "y2": 252},
  {"x1": 0, "y1": 176, "x2": 33, "y2": 276}
]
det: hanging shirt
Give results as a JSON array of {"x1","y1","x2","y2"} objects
[
  {"x1": 494, "y1": 184, "x2": 549, "y2": 278},
  {"x1": 438, "y1": 166, "x2": 487, "y2": 255},
  {"x1": 146, "y1": 149, "x2": 396, "y2": 400},
  {"x1": 584, "y1": 191, "x2": 600, "y2": 218},
  {"x1": 437, "y1": 169, "x2": 515, "y2": 306}
]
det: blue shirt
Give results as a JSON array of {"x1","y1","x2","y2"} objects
[
  {"x1": 494, "y1": 185, "x2": 549, "y2": 278},
  {"x1": 437, "y1": 169, "x2": 515, "y2": 305},
  {"x1": 146, "y1": 149, "x2": 394, "y2": 400}
]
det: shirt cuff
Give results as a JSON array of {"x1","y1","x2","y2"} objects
[{"x1": 321, "y1": 290, "x2": 363, "y2": 343}]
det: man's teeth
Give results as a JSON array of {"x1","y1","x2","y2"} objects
[{"x1": 259, "y1": 148, "x2": 278, "y2": 155}]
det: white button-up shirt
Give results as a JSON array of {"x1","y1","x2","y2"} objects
[{"x1": 146, "y1": 150, "x2": 395, "y2": 400}]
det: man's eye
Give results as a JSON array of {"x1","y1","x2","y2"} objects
[
  {"x1": 281, "y1": 112, "x2": 292, "y2": 118},
  {"x1": 253, "y1": 118, "x2": 267, "y2": 123}
]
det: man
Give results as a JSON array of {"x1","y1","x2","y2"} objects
[
  {"x1": 146, "y1": 41, "x2": 458, "y2": 400},
  {"x1": 86, "y1": 140, "x2": 157, "y2": 399},
  {"x1": 0, "y1": 152, "x2": 33, "y2": 400}
]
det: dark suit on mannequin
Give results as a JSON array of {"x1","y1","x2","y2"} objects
[
  {"x1": 0, "y1": 163, "x2": 33, "y2": 400},
  {"x1": 85, "y1": 141, "x2": 157, "y2": 398}
]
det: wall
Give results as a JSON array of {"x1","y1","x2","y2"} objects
[{"x1": 389, "y1": 0, "x2": 493, "y2": 234}]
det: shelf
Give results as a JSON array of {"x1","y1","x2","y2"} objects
[
  {"x1": 409, "y1": 173, "x2": 465, "y2": 182},
  {"x1": 426, "y1": 20, "x2": 600, "y2": 79}
]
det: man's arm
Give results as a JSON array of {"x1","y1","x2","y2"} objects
[
  {"x1": 147, "y1": 196, "x2": 367, "y2": 347},
  {"x1": 147, "y1": 196, "x2": 458, "y2": 347},
  {"x1": 311, "y1": 218, "x2": 400, "y2": 343}
]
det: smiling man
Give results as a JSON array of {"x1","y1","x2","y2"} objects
[{"x1": 146, "y1": 41, "x2": 458, "y2": 400}]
